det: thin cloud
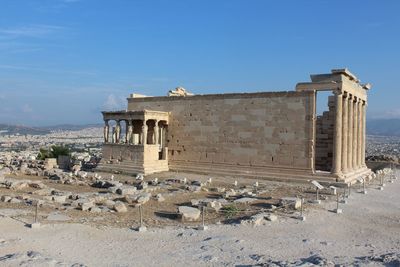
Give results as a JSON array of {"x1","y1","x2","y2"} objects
[
  {"x1": 0, "y1": 24, "x2": 68, "y2": 54},
  {"x1": 102, "y1": 94, "x2": 127, "y2": 111},
  {"x1": 0, "y1": 24, "x2": 66, "y2": 39},
  {"x1": 21, "y1": 104, "x2": 33, "y2": 113}
]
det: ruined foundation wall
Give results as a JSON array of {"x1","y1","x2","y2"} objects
[
  {"x1": 100, "y1": 144, "x2": 168, "y2": 174},
  {"x1": 315, "y1": 96, "x2": 335, "y2": 171},
  {"x1": 127, "y1": 91, "x2": 315, "y2": 177}
]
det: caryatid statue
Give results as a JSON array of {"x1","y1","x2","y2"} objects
[
  {"x1": 126, "y1": 121, "x2": 133, "y2": 144},
  {"x1": 115, "y1": 121, "x2": 121, "y2": 143},
  {"x1": 103, "y1": 120, "x2": 109, "y2": 143},
  {"x1": 112, "y1": 126, "x2": 116, "y2": 143},
  {"x1": 141, "y1": 123, "x2": 148, "y2": 145}
]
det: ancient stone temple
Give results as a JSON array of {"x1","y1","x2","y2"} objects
[
  {"x1": 99, "y1": 110, "x2": 169, "y2": 174},
  {"x1": 97, "y1": 69, "x2": 372, "y2": 184}
]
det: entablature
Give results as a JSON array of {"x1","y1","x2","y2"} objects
[
  {"x1": 102, "y1": 110, "x2": 169, "y2": 123},
  {"x1": 295, "y1": 68, "x2": 371, "y2": 102}
]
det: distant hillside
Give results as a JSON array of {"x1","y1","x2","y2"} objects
[
  {"x1": 0, "y1": 123, "x2": 102, "y2": 135},
  {"x1": 367, "y1": 119, "x2": 400, "y2": 136},
  {"x1": 1, "y1": 120, "x2": 400, "y2": 137},
  {"x1": 0, "y1": 124, "x2": 50, "y2": 135},
  {"x1": 44, "y1": 124, "x2": 103, "y2": 131}
]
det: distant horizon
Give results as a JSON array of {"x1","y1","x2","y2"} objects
[{"x1": 2, "y1": 117, "x2": 400, "y2": 129}]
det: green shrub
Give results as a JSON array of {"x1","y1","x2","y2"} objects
[
  {"x1": 37, "y1": 145, "x2": 70, "y2": 160},
  {"x1": 222, "y1": 204, "x2": 239, "y2": 219}
]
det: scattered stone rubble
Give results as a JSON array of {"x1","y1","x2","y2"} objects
[
  {"x1": 0, "y1": 164, "x2": 313, "y2": 224},
  {"x1": 1, "y1": 155, "x2": 394, "y2": 226},
  {"x1": 240, "y1": 212, "x2": 278, "y2": 226},
  {"x1": 1, "y1": 163, "x2": 290, "y2": 222}
]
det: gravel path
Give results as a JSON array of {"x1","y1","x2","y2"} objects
[{"x1": 0, "y1": 171, "x2": 399, "y2": 266}]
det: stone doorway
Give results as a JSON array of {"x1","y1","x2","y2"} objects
[{"x1": 315, "y1": 91, "x2": 334, "y2": 172}]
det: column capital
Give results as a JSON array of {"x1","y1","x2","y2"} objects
[{"x1": 333, "y1": 89, "x2": 343, "y2": 96}]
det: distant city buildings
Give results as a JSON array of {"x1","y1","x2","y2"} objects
[
  {"x1": 366, "y1": 135, "x2": 400, "y2": 159},
  {"x1": 0, "y1": 127, "x2": 102, "y2": 152},
  {"x1": 0, "y1": 127, "x2": 103, "y2": 170}
]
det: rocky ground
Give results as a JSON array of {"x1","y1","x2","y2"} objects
[
  {"x1": 0, "y1": 167, "x2": 322, "y2": 229},
  {"x1": 0, "y1": 168, "x2": 398, "y2": 266}
]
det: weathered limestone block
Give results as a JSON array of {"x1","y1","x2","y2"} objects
[
  {"x1": 52, "y1": 195, "x2": 67, "y2": 203},
  {"x1": 155, "y1": 193, "x2": 165, "y2": 202},
  {"x1": 136, "y1": 193, "x2": 151, "y2": 204},
  {"x1": 116, "y1": 186, "x2": 137, "y2": 196},
  {"x1": 207, "y1": 201, "x2": 222, "y2": 212},
  {"x1": 113, "y1": 201, "x2": 128, "y2": 213},
  {"x1": 1, "y1": 195, "x2": 12, "y2": 202},
  {"x1": 178, "y1": 206, "x2": 201, "y2": 221},
  {"x1": 280, "y1": 197, "x2": 301, "y2": 210},
  {"x1": 74, "y1": 199, "x2": 95, "y2": 211}
]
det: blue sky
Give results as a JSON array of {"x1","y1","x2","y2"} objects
[{"x1": 0, "y1": 0, "x2": 399, "y2": 126}]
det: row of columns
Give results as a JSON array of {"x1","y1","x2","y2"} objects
[
  {"x1": 332, "y1": 91, "x2": 366, "y2": 176},
  {"x1": 104, "y1": 119, "x2": 166, "y2": 146}
]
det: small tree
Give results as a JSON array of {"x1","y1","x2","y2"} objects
[
  {"x1": 38, "y1": 148, "x2": 51, "y2": 160},
  {"x1": 37, "y1": 145, "x2": 70, "y2": 160},
  {"x1": 50, "y1": 145, "x2": 70, "y2": 158}
]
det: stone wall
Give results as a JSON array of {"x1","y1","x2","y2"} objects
[
  {"x1": 315, "y1": 95, "x2": 335, "y2": 171},
  {"x1": 127, "y1": 91, "x2": 315, "y2": 176},
  {"x1": 103, "y1": 144, "x2": 144, "y2": 163},
  {"x1": 100, "y1": 144, "x2": 168, "y2": 174}
]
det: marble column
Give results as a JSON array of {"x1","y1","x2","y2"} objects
[
  {"x1": 347, "y1": 95, "x2": 354, "y2": 171},
  {"x1": 142, "y1": 121, "x2": 148, "y2": 145},
  {"x1": 361, "y1": 101, "x2": 367, "y2": 167},
  {"x1": 332, "y1": 91, "x2": 343, "y2": 176},
  {"x1": 341, "y1": 93, "x2": 348, "y2": 173},
  {"x1": 357, "y1": 99, "x2": 363, "y2": 168},
  {"x1": 352, "y1": 98, "x2": 358, "y2": 170}
]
